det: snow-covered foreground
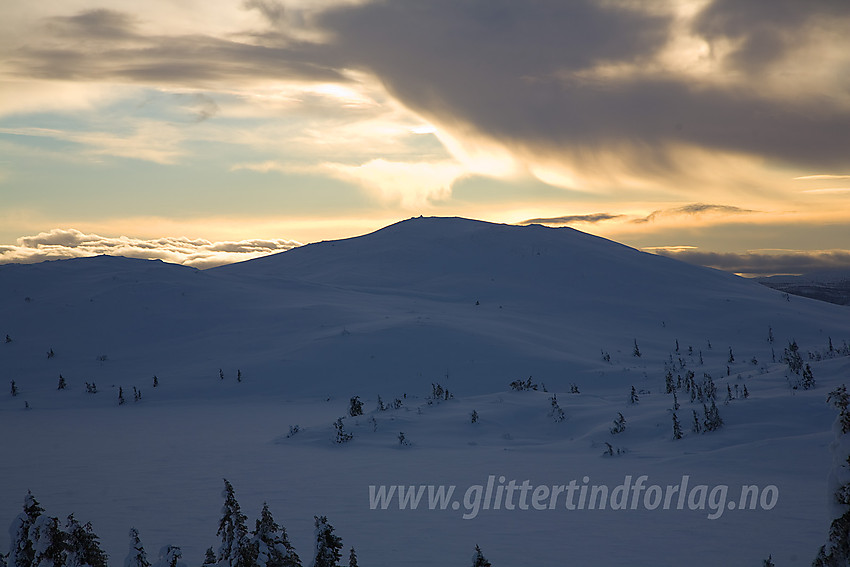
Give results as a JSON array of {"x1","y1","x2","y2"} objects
[{"x1": 1, "y1": 217, "x2": 849, "y2": 565}]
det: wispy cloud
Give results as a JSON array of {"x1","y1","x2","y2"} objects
[
  {"x1": 633, "y1": 203, "x2": 756, "y2": 224},
  {"x1": 802, "y1": 188, "x2": 850, "y2": 194},
  {"x1": 519, "y1": 213, "x2": 623, "y2": 225},
  {"x1": 794, "y1": 174, "x2": 850, "y2": 180},
  {"x1": 0, "y1": 229, "x2": 301, "y2": 269}
]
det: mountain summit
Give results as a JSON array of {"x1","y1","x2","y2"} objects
[{"x1": 1, "y1": 216, "x2": 844, "y2": 397}]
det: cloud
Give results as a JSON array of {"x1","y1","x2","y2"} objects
[
  {"x1": 7, "y1": 8, "x2": 344, "y2": 88},
  {"x1": 4, "y1": 1, "x2": 850, "y2": 198},
  {"x1": 310, "y1": 0, "x2": 850, "y2": 176},
  {"x1": 322, "y1": 159, "x2": 466, "y2": 207},
  {"x1": 692, "y1": 0, "x2": 849, "y2": 74},
  {"x1": 0, "y1": 229, "x2": 301, "y2": 269},
  {"x1": 519, "y1": 213, "x2": 623, "y2": 225},
  {"x1": 795, "y1": 174, "x2": 850, "y2": 180},
  {"x1": 243, "y1": 0, "x2": 285, "y2": 25},
  {"x1": 654, "y1": 248, "x2": 850, "y2": 277},
  {"x1": 633, "y1": 203, "x2": 756, "y2": 224}
]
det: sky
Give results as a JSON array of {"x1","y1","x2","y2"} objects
[{"x1": 1, "y1": 0, "x2": 849, "y2": 275}]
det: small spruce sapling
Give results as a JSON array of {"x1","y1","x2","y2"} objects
[
  {"x1": 549, "y1": 395, "x2": 566, "y2": 422},
  {"x1": 633, "y1": 339, "x2": 641, "y2": 357},
  {"x1": 348, "y1": 396, "x2": 363, "y2": 417},
  {"x1": 672, "y1": 413, "x2": 683, "y2": 440},
  {"x1": 470, "y1": 410, "x2": 479, "y2": 424},
  {"x1": 802, "y1": 364, "x2": 816, "y2": 390},
  {"x1": 692, "y1": 410, "x2": 702, "y2": 434},
  {"x1": 629, "y1": 386, "x2": 639, "y2": 404},
  {"x1": 11, "y1": 380, "x2": 18, "y2": 397},
  {"x1": 610, "y1": 412, "x2": 626, "y2": 434},
  {"x1": 471, "y1": 545, "x2": 492, "y2": 567},
  {"x1": 58, "y1": 375, "x2": 66, "y2": 390},
  {"x1": 333, "y1": 418, "x2": 353, "y2": 444}
]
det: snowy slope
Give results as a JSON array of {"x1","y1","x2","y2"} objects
[{"x1": 1, "y1": 217, "x2": 849, "y2": 566}]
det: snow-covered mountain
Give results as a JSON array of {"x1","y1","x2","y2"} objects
[{"x1": 2, "y1": 217, "x2": 849, "y2": 566}]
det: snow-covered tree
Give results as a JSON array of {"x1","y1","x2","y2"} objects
[
  {"x1": 311, "y1": 516, "x2": 342, "y2": 567},
  {"x1": 665, "y1": 371, "x2": 674, "y2": 394},
  {"x1": 672, "y1": 412, "x2": 683, "y2": 440},
  {"x1": 346, "y1": 548, "x2": 357, "y2": 567},
  {"x1": 763, "y1": 555, "x2": 775, "y2": 567},
  {"x1": 31, "y1": 514, "x2": 66, "y2": 567},
  {"x1": 217, "y1": 480, "x2": 249, "y2": 566},
  {"x1": 785, "y1": 340, "x2": 804, "y2": 375},
  {"x1": 64, "y1": 515, "x2": 107, "y2": 567},
  {"x1": 702, "y1": 400, "x2": 723, "y2": 432},
  {"x1": 155, "y1": 547, "x2": 182, "y2": 567},
  {"x1": 9, "y1": 491, "x2": 44, "y2": 567},
  {"x1": 118, "y1": 388, "x2": 125, "y2": 406},
  {"x1": 11, "y1": 380, "x2": 18, "y2": 397},
  {"x1": 252, "y1": 503, "x2": 301, "y2": 567},
  {"x1": 471, "y1": 545, "x2": 491, "y2": 567},
  {"x1": 610, "y1": 413, "x2": 626, "y2": 435},
  {"x1": 203, "y1": 549, "x2": 216, "y2": 566},
  {"x1": 814, "y1": 385, "x2": 850, "y2": 566},
  {"x1": 348, "y1": 397, "x2": 363, "y2": 418},
  {"x1": 549, "y1": 395, "x2": 565, "y2": 422},
  {"x1": 691, "y1": 410, "x2": 702, "y2": 434},
  {"x1": 333, "y1": 419, "x2": 353, "y2": 444},
  {"x1": 629, "y1": 386, "x2": 639, "y2": 405},
  {"x1": 125, "y1": 529, "x2": 150, "y2": 567},
  {"x1": 803, "y1": 364, "x2": 816, "y2": 390},
  {"x1": 470, "y1": 410, "x2": 479, "y2": 424},
  {"x1": 57, "y1": 376, "x2": 66, "y2": 390},
  {"x1": 633, "y1": 339, "x2": 641, "y2": 357}
]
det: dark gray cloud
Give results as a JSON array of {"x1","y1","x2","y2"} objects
[
  {"x1": 692, "y1": 0, "x2": 849, "y2": 73},
  {"x1": 243, "y1": 0, "x2": 285, "y2": 25},
  {"x1": 1, "y1": 229, "x2": 301, "y2": 269},
  {"x1": 520, "y1": 213, "x2": 623, "y2": 225},
  {"x1": 9, "y1": 1, "x2": 850, "y2": 172},
  {"x1": 314, "y1": 0, "x2": 850, "y2": 170},
  {"x1": 47, "y1": 8, "x2": 139, "y2": 40},
  {"x1": 634, "y1": 203, "x2": 756, "y2": 223},
  {"x1": 9, "y1": 9, "x2": 343, "y2": 86},
  {"x1": 656, "y1": 249, "x2": 850, "y2": 277}
]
